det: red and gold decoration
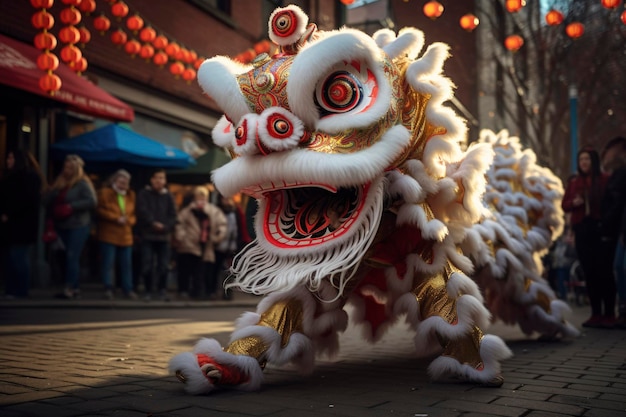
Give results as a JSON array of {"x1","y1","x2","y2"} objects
[
  {"x1": 621, "y1": 10, "x2": 626, "y2": 25},
  {"x1": 545, "y1": 9, "x2": 564, "y2": 26},
  {"x1": 565, "y1": 22, "x2": 584, "y2": 39},
  {"x1": 504, "y1": 34, "x2": 524, "y2": 52},
  {"x1": 423, "y1": 1, "x2": 444, "y2": 20},
  {"x1": 459, "y1": 14, "x2": 479, "y2": 32},
  {"x1": 31, "y1": 0, "x2": 61, "y2": 94},
  {"x1": 505, "y1": 0, "x2": 526, "y2": 13}
]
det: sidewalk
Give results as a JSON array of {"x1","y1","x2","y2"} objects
[
  {"x1": 1, "y1": 295, "x2": 625, "y2": 416},
  {"x1": 0, "y1": 283, "x2": 262, "y2": 309}
]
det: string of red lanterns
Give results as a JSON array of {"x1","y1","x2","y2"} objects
[
  {"x1": 31, "y1": 0, "x2": 62, "y2": 94},
  {"x1": 89, "y1": 0, "x2": 203, "y2": 82}
]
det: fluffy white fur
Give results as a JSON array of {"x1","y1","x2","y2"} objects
[
  {"x1": 428, "y1": 335, "x2": 513, "y2": 383},
  {"x1": 198, "y1": 57, "x2": 252, "y2": 126},
  {"x1": 381, "y1": 27, "x2": 425, "y2": 60},
  {"x1": 168, "y1": 338, "x2": 264, "y2": 394},
  {"x1": 212, "y1": 124, "x2": 409, "y2": 197}
]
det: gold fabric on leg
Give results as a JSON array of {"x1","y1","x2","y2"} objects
[
  {"x1": 224, "y1": 298, "x2": 305, "y2": 365},
  {"x1": 439, "y1": 326, "x2": 485, "y2": 370},
  {"x1": 413, "y1": 262, "x2": 485, "y2": 369}
]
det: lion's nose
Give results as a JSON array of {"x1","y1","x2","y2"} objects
[{"x1": 232, "y1": 107, "x2": 305, "y2": 156}]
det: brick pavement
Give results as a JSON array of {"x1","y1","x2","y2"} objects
[{"x1": 0, "y1": 293, "x2": 625, "y2": 417}]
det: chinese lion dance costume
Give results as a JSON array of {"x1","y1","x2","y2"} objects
[{"x1": 170, "y1": 5, "x2": 577, "y2": 395}]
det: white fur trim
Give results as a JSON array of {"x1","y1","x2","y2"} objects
[
  {"x1": 198, "y1": 57, "x2": 252, "y2": 125},
  {"x1": 428, "y1": 334, "x2": 513, "y2": 383},
  {"x1": 382, "y1": 27, "x2": 424, "y2": 60},
  {"x1": 168, "y1": 338, "x2": 264, "y2": 394},
  {"x1": 213, "y1": 124, "x2": 409, "y2": 197}
]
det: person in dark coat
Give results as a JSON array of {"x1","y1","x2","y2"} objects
[
  {"x1": 0, "y1": 149, "x2": 44, "y2": 298},
  {"x1": 600, "y1": 136, "x2": 626, "y2": 328},
  {"x1": 562, "y1": 147, "x2": 613, "y2": 328},
  {"x1": 46, "y1": 154, "x2": 97, "y2": 299},
  {"x1": 135, "y1": 169, "x2": 177, "y2": 300}
]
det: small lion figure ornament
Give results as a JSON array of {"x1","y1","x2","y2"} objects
[{"x1": 170, "y1": 5, "x2": 577, "y2": 394}]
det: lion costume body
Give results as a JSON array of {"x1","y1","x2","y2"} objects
[{"x1": 170, "y1": 6, "x2": 577, "y2": 394}]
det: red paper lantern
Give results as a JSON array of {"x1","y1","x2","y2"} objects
[
  {"x1": 601, "y1": 0, "x2": 621, "y2": 9},
  {"x1": 505, "y1": 0, "x2": 526, "y2": 13},
  {"x1": 37, "y1": 51, "x2": 59, "y2": 71},
  {"x1": 139, "y1": 26, "x2": 156, "y2": 43},
  {"x1": 152, "y1": 35, "x2": 168, "y2": 50},
  {"x1": 126, "y1": 14, "x2": 144, "y2": 32},
  {"x1": 78, "y1": 26, "x2": 91, "y2": 44},
  {"x1": 459, "y1": 14, "x2": 479, "y2": 31},
  {"x1": 30, "y1": 0, "x2": 54, "y2": 9},
  {"x1": 39, "y1": 73, "x2": 62, "y2": 94},
  {"x1": 34, "y1": 32, "x2": 57, "y2": 50},
  {"x1": 31, "y1": 10, "x2": 55, "y2": 30},
  {"x1": 175, "y1": 47, "x2": 190, "y2": 63},
  {"x1": 60, "y1": 7, "x2": 82, "y2": 25},
  {"x1": 60, "y1": 44, "x2": 82, "y2": 62},
  {"x1": 111, "y1": 1, "x2": 129, "y2": 19},
  {"x1": 193, "y1": 57, "x2": 205, "y2": 70},
  {"x1": 93, "y1": 14, "x2": 111, "y2": 33},
  {"x1": 565, "y1": 22, "x2": 584, "y2": 39},
  {"x1": 545, "y1": 9, "x2": 564, "y2": 26},
  {"x1": 253, "y1": 40, "x2": 271, "y2": 55},
  {"x1": 169, "y1": 61, "x2": 184, "y2": 77},
  {"x1": 188, "y1": 50, "x2": 198, "y2": 63},
  {"x1": 152, "y1": 51, "x2": 168, "y2": 66},
  {"x1": 340, "y1": 0, "x2": 355, "y2": 4},
  {"x1": 423, "y1": 1, "x2": 444, "y2": 19},
  {"x1": 165, "y1": 42, "x2": 180, "y2": 58},
  {"x1": 61, "y1": 0, "x2": 82, "y2": 6},
  {"x1": 139, "y1": 44, "x2": 155, "y2": 60},
  {"x1": 78, "y1": 0, "x2": 96, "y2": 14},
  {"x1": 504, "y1": 34, "x2": 524, "y2": 52},
  {"x1": 59, "y1": 25, "x2": 81, "y2": 45},
  {"x1": 110, "y1": 29, "x2": 128, "y2": 46},
  {"x1": 621, "y1": 10, "x2": 626, "y2": 25},
  {"x1": 124, "y1": 39, "x2": 141, "y2": 56},
  {"x1": 70, "y1": 57, "x2": 88, "y2": 73},
  {"x1": 182, "y1": 67, "x2": 196, "y2": 82}
]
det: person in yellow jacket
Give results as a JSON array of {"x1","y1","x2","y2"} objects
[
  {"x1": 174, "y1": 186, "x2": 227, "y2": 299},
  {"x1": 96, "y1": 169, "x2": 137, "y2": 299}
]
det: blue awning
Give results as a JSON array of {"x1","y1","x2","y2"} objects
[{"x1": 51, "y1": 124, "x2": 195, "y2": 169}]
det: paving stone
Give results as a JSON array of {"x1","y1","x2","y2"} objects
[{"x1": 492, "y1": 396, "x2": 586, "y2": 415}]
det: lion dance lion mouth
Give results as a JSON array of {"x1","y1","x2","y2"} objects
[{"x1": 168, "y1": 4, "x2": 578, "y2": 396}]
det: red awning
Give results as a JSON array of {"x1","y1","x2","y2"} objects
[{"x1": 0, "y1": 34, "x2": 134, "y2": 122}]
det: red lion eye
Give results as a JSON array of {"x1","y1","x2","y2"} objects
[
  {"x1": 235, "y1": 119, "x2": 248, "y2": 146},
  {"x1": 316, "y1": 71, "x2": 363, "y2": 116},
  {"x1": 267, "y1": 113, "x2": 293, "y2": 139},
  {"x1": 271, "y1": 10, "x2": 297, "y2": 38}
]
